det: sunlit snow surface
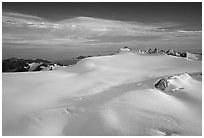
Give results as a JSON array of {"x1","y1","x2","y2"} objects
[{"x1": 2, "y1": 52, "x2": 202, "y2": 136}]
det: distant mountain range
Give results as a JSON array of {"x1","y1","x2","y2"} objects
[
  {"x1": 2, "y1": 58, "x2": 65, "y2": 72},
  {"x1": 2, "y1": 47, "x2": 202, "y2": 72},
  {"x1": 119, "y1": 47, "x2": 202, "y2": 60}
]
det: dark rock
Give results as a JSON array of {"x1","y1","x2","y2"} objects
[
  {"x1": 75, "y1": 56, "x2": 87, "y2": 59},
  {"x1": 166, "y1": 49, "x2": 182, "y2": 57},
  {"x1": 180, "y1": 52, "x2": 187, "y2": 57},
  {"x1": 158, "y1": 49, "x2": 166, "y2": 54},
  {"x1": 166, "y1": 49, "x2": 177, "y2": 56},
  {"x1": 75, "y1": 55, "x2": 92, "y2": 60},
  {"x1": 155, "y1": 77, "x2": 169, "y2": 91},
  {"x1": 2, "y1": 58, "x2": 29, "y2": 72},
  {"x1": 56, "y1": 63, "x2": 63, "y2": 66},
  {"x1": 147, "y1": 49, "x2": 152, "y2": 54},
  {"x1": 145, "y1": 48, "x2": 166, "y2": 54},
  {"x1": 33, "y1": 63, "x2": 48, "y2": 71},
  {"x1": 2, "y1": 58, "x2": 64, "y2": 72},
  {"x1": 151, "y1": 48, "x2": 157, "y2": 53}
]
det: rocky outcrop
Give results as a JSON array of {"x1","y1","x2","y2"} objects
[
  {"x1": 180, "y1": 52, "x2": 187, "y2": 57},
  {"x1": 33, "y1": 63, "x2": 48, "y2": 71},
  {"x1": 118, "y1": 46, "x2": 132, "y2": 53},
  {"x1": 2, "y1": 58, "x2": 65, "y2": 72},
  {"x1": 154, "y1": 77, "x2": 169, "y2": 91},
  {"x1": 143, "y1": 47, "x2": 201, "y2": 60},
  {"x1": 155, "y1": 73, "x2": 192, "y2": 93},
  {"x1": 119, "y1": 46, "x2": 201, "y2": 61},
  {"x1": 75, "y1": 55, "x2": 92, "y2": 60},
  {"x1": 146, "y1": 48, "x2": 166, "y2": 54},
  {"x1": 186, "y1": 52, "x2": 202, "y2": 60},
  {"x1": 2, "y1": 57, "x2": 30, "y2": 72},
  {"x1": 176, "y1": 52, "x2": 202, "y2": 60},
  {"x1": 166, "y1": 49, "x2": 180, "y2": 56}
]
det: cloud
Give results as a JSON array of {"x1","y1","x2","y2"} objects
[
  {"x1": 3, "y1": 11, "x2": 43, "y2": 20},
  {"x1": 2, "y1": 11, "x2": 202, "y2": 50},
  {"x1": 177, "y1": 30, "x2": 202, "y2": 33}
]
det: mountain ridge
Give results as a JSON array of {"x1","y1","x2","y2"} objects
[{"x1": 2, "y1": 47, "x2": 201, "y2": 73}]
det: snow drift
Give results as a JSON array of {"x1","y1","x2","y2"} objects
[{"x1": 2, "y1": 52, "x2": 202, "y2": 136}]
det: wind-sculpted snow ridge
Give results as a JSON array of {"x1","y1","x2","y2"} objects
[{"x1": 2, "y1": 51, "x2": 202, "y2": 136}]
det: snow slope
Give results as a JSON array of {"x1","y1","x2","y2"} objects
[
  {"x1": 2, "y1": 52, "x2": 202, "y2": 136},
  {"x1": 28, "y1": 62, "x2": 42, "y2": 71}
]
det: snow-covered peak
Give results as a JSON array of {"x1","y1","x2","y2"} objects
[
  {"x1": 120, "y1": 47, "x2": 131, "y2": 51},
  {"x1": 75, "y1": 16, "x2": 95, "y2": 20},
  {"x1": 118, "y1": 47, "x2": 132, "y2": 54},
  {"x1": 170, "y1": 73, "x2": 191, "y2": 81}
]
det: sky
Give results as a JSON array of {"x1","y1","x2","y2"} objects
[{"x1": 2, "y1": 2, "x2": 202, "y2": 61}]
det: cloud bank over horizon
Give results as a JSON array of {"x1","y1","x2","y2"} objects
[{"x1": 2, "y1": 11, "x2": 202, "y2": 60}]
